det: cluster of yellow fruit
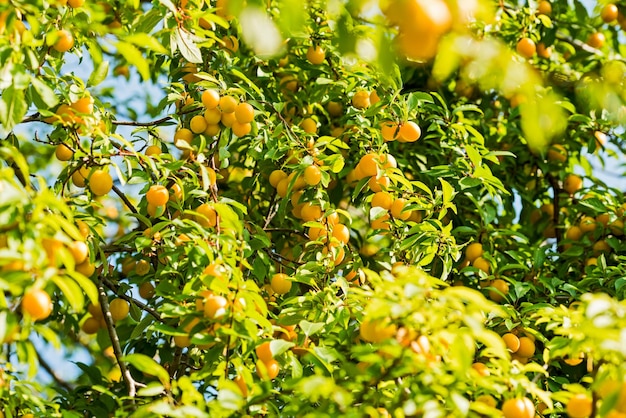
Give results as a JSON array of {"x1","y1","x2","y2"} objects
[
  {"x1": 350, "y1": 89, "x2": 380, "y2": 110},
  {"x1": 381, "y1": 0, "x2": 452, "y2": 61},
  {"x1": 255, "y1": 341, "x2": 280, "y2": 381},
  {"x1": 501, "y1": 332, "x2": 537, "y2": 363},
  {"x1": 47, "y1": 95, "x2": 105, "y2": 136},
  {"x1": 70, "y1": 166, "x2": 114, "y2": 197},
  {"x1": 174, "y1": 90, "x2": 256, "y2": 151},
  {"x1": 80, "y1": 299, "x2": 128, "y2": 334},
  {"x1": 461, "y1": 242, "x2": 511, "y2": 301},
  {"x1": 380, "y1": 120, "x2": 421, "y2": 142},
  {"x1": 563, "y1": 204, "x2": 626, "y2": 265}
]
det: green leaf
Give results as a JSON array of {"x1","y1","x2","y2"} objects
[
  {"x1": 67, "y1": 270, "x2": 99, "y2": 305},
  {"x1": 117, "y1": 41, "x2": 150, "y2": 81},
  {"x1": 299, "y1": 320, "x2": 324, "y2": 337},
  {"x1": 125, "y1": 33, "x2": 168, "y2": 55},
  {"x1": 0, "y1": 86, "x2": 27, "y2": 130},
  {"x1": 51, "y1": 275, "x2": 85, "y2": 312},
  {"x1": 88, "y1": 60, "x2": 110, "y2": 87},
  {"x1": 124, "y1": 353, "x2": 170, "y2": 389},
  {"x1": 30, "y1": 77, "x2": 59, "y2": 108},
  {"x1": 174, "y1": 28, "x2": 203, "y2": 64}
]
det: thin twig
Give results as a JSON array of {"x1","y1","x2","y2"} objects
[
  {"x1": 112, "y1": 115, "x2": 174, "y2": 127},
  {"x1": 112, "y1": 184, "x2": 139, "y2": 215},
  {"x1": 97, "y1": 278, "x2": 137, "y2": 398},
  {"x1": 102, "y1": 277, "x2": 164, "y2": 322},
  {"x1": 36, "y1": 350, "x2": 74, "y2": 392}
]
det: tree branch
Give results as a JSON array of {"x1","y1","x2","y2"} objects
[
  {"x1": 36, "y1": 350, "x2": 74, "y2": 392},
  {"x1": 97, "y1": 278, "x2": 137, "y2": 398}
]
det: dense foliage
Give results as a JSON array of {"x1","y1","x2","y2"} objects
[{"x1": 1, "y1": 0, "x2": 626, "y2": 417}]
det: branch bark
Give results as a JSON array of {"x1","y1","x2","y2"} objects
[{"x1": 97, "y1": 278, "x2": 137, "y2": 398}]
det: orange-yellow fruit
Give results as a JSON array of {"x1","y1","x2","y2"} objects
[
  {"x1": 70, "y1": 97, "x2": 93, "y2": 115},
  {"x1": 81, "y1": 316, "x2": 100, "y2": 334},
  {"x1": 256, "y1": 359, "x2": 279, "y2": 380},
  {"x1": 565, "y1": 225, "x2": 583, "y2": 241},
  {"x1": 332, "y1": 223, "x2": 350, "y2": 244},
  {"x1": 89, "y1": 169, "x2": 113, "y2": 196},
  {"x1": 368, "y1": 175, "x2": 390, "y2": 193},
  {"x1": 300, "y1": 203, "x2": 322, "y2": 221},
  {"x1": 579, "y1": 216, "x2": 597, "y2": 233},
  {"x1": 398, "y1": 121, "x2": 421, "y2": 142},
  {"x1": 204, "y1": 108, "x2": 222, "y2": 125},
  {"x1": 502, "y1": 397, "x2": 535, "y2": 418},
  {"x1": 234, "y1": 102, "x2": 254, "y2": 124},
  {"x1": 516, "y1": 336, "x2": 536, "y2": 357},
  {"x1": 190, "y1": 115, "x2": 208, "y2": 134},
  {"x1": 203, "y1": 294, "x2": 228, "y2": 319},
  {"x1": 145, "y1": 145, "x2": 162, "y2": 156},
  {"x1": 174, "y1": 334, "x2": 191, "y2": 348},
  {"x1": 587, "y1": 32, "x2": 606, "y2": 49},
  {"x1": 269, "y1": 169, "x2": 288, "y2": 188},
  {"x1": 563, "y1": 174, "x2": 583, "y2": 195},
  {"x1": 473, "y1": 256, "x2": 490, "y2": 274},
  {"x1": 69, "y1": 240, "x2": 89, "y2": 265},
  {"x1": 537, "y1": 1, "x2": 551, "y2": 15},
  {"x1": 327, "y1": 101, "x2": 343, "y2": 117},
  {"x1": 359, "y1": 153, "x2": 380, "y2": 177},
  {"x1": 351, "y1": 91, "x2": 370, "y2": 109},
  {"x1": 55, "y1": 143, "x2": 74, "y2": 161},
  {"x1": 381, "y1": 121, "x2": 399, "y2": 141},
  {"x1": 219, "y1": 95, "x2": 238, "y2": 113},
  {"x1": 256, "y1": 341, "x2": 273, "y2": 362},
  {"x1": 22, "y1": 289, "x2": 53, "y2": 321},
  {"x1": 371, "y1": 213, "x2": 391, "y2": 230},
  {"x1": 300, "y1": 117, "x2": 317, "y2": 134},
  {"x1": 72, "y1": 166, "x2": 90, "y2": 188},
  {"x1": 371, "y1": 191, "x2": 394, "y2": 210},
  {"x1": 465, "y1": 242, "x2": 483, "y2": 262},
  {"x1": 231, "y1": 121, "x2": 251, "y2": 137},
  {"x1": 516, "y1": 37, "x2": 536, "y2": 58},
  {"x1": 601, "y1": 4, "x2": 619, "y2": 23},
  {"x1": 306, "y1": 45, "x2": 326, "y2": 65},
  {"x1": 53, "y1": 29, "x2": 74, "y2": 52},
  {"x1": 109, "y1": 298, "x2": 129, "y2": 322},
  {"x1": 146, "y1": 185, "x2": 169, "y2": 206},
  {"x1": 196, "y1": 203, "x2": 218, "y2": 228},
  {"x1": 76, "y1": 260, "x2": 95, "y2": 276},
  {"x1": 566, "y1": 394, "x2": 592, "y2": 418},
  {"x1": 489, "y1": 279, "x2": 510, "y2": 302},
  {"x1": 303, "y1": 165, "x2": 322, "y2": 186},
  {"x1": 547, "y1": 143, "x2": 567, "y2": 163},
  {"x1": 502, "y1": 333, "x2": 520, "y2": 353},
  {"x1": 537, "y1": 42, "x2": 552, "y2": 58},
  {"x1": 220, "y1": 111, "x2": 236, "y2": 127},
  {"x1": 202, "y1": 89, "x2": 220, "y2": 109},
  {"x1": 359, "y1": 319, "x2": 396, "y2": 343},
  {"x1": 135, "y1": 259, "x2": 150, "y2": 276},
  {"x1": 390, "y1": 198, "x2": 411, "y2": 220},
  {"x1": 271, "y1": 273, "x2": 292, "y2": 294},
  {"x1": 233, "y1": 374, "x2": 248, "y2": 397}
]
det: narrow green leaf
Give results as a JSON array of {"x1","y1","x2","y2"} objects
[
  {"x1": 88, "y1": 60, "x2": 110, "y2": 87},
  {"x1": 124, "y1": 353, "x2": 170, "y2": 389}
]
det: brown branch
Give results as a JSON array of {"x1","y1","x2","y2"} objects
[
  {"x1": 111, "y1": 115, "x2": 174, "y2": 127},
  {"x1": 36, "y1": 350, "x2": 74, "y2": 392},
  {"x1": 112, "y1": 184, "x2": 139, "y2": 215},
  {"x1": 97, "y1": 278, "x2": 137, "y2": 398}
]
